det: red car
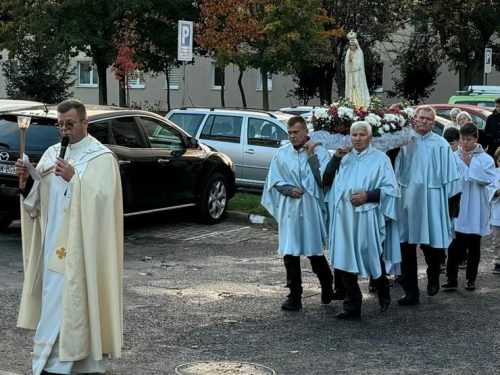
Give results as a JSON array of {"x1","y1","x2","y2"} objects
[{"x1": 428, "y1": 104, "x2": 492, "y2": 129}]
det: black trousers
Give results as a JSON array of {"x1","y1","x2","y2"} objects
[
  {"x1": 446, "y1": 232, "x2": 481, "y2": 282},
  {"x1": 283, "y1": 255, "x2": 333, "y2": 297},
  {"x1": 400, "y1": 243, "x2": 445, "y2": 296}
]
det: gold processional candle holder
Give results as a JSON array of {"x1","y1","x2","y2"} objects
[{"x1": 17, "y1": 116, "x2": 31, "y2": 189}]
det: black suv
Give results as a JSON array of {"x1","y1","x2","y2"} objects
[{"x1": 0, "y1": 106, "x2": 236, "y2": 228}]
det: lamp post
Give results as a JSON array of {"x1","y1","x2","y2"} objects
[{"x1": 17, "y1": 116, "x2": 31, "y2": 188}]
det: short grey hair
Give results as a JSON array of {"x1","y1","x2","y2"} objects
[
  {"x1": 350, "y1": 121, "x2": 372, "y2": 136},
  {"x1": 450, "y1": 108, "x2": 461, "y2": 118},
  {"x1": 414, "y1": 105, "x2": 436, "y2": 120},
  {"x1": 456, "y1": 111, "x2": 472, "y2": 122}
]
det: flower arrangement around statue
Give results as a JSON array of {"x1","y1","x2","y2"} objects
[{"x1": 309, "y1": 96, "x2": 415, "y2": 152}]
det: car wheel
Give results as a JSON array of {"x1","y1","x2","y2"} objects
[
  {"x1": 199, "y1": 173, "x2": 228, "y2": 224},
  {"x1": 0, "y1": 216, "x2": 13, "y2": 230}
]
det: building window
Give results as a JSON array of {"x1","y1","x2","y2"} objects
[
  {"x1": 77, "y1": 61, "x2": 98, "y2": 87},
  {"x1": 128, "y1": 70, "x2": 145, "y2": 89},
  {"x1": 256, "y1": 70, "x2": 272, "y2": 91},
  {"x1": 211, "y1": 62, "x2": 224, "y2": 90},
  {"x1": 166, "y1": 67, "x2": 180, "y2": 90}
]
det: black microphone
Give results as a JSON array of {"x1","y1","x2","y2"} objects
[{"x1": 59, "y1": 136, "x2": 69, "y2": 159}]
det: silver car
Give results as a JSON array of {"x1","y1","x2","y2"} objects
[{"x1": 167, "y1": 108, "x2": 294, "y2": 188}]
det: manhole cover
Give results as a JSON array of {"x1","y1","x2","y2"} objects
[{"x1": 175, "y1": 361, "x2": 276, "y2": 375}]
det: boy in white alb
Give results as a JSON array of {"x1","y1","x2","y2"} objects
[
  {"x1": 442, "y1": 122, "x2": 496, "y2": 291},
  {"x1": 490, "y1": 148, "x2": 500, "y2": 275}
]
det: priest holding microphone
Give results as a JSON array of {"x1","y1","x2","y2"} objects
[{"x1": 15, "y1": 99, "x2": 123, "y2": 374}]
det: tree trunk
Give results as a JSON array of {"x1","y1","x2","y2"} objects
[
  {"x1": 220, "y1": 66, "x2": 225, "y2": 107},
  {"x1": 261, "y1": 70, "x2": 269, "y2": 110},
  {"x1": 96, "y1": 60, "x2": 108, "y2": 105},
  {"x1": 119, "y1": 77, "x2": 126, "y2": 107},
  {"x1": 237, "y1": 66, "x2": 247, "y2": 108}
]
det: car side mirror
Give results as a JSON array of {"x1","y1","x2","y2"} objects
[
  {"x1": 189, "y1": 137, "x2": 199, "y2": 149},
  {"x1": 280, "y1": 139, "x2": 290, "y2": 146}
]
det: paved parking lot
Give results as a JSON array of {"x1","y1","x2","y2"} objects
[{"x1": 1, "y1": 214, "x2": 499, "y2": 374}]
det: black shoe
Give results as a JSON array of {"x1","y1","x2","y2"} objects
[
  {"x1": 281, "y1": 296, "x2": 302, "y2": 311},
  {"x1": 492, "y1": 264, "x2": 500, "y2": 275},
  {"x1": 427, "y1": 284, "x2": 440, "y2": 296},
  {"x1": 465, "y1": 280, "x2": 475, "y2": 291},
  {"x1": 441, "y1": 279, "x2": 458, "y2": 291},
  {"x1": 321, "y1": 288, "x2": 334, "y2": 304},
  {"x1": 336, "y1": 310, "x2": 361, "y2": 320},
  {"x1": 331, "y1": 289, "x2": 345, "y2": 300},
  {"x1": 379, "y1": 297, "x2": 390, "y2": 312},
  {"x1": 397, "y1": 293, "x2": 419, "y2": 306}
]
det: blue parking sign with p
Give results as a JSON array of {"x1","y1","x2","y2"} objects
[{"x1": 178, "y1": 20, "x2": 193, "y2": 61}]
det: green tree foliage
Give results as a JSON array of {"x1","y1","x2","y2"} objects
[
  {"x1": 133, "y1": 0, "x2": 199, "y2": 111},
  {"x1": 388, "y1": 32, "x2": 442, "y2": 103},
  {"x1": 416, "y1": 0, "x2": 500, "y2": 88},
  {"x1": 2, "y1": 36, "x2": 74, "y2": 103}
]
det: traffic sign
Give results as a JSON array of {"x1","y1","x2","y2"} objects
[
  {"x1": 485, "y1": 48, "x2": 492, "y2": 74},
  {"x1": 178, "y1": 20, "x2": 193, "y2": 62}
]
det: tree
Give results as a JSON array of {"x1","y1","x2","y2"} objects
[
  {"x1": 2, "y1": 36, "x2": 74, "y2": 103},
  {"x1": 415, "y1": 0, "x2": 500, "y2": 89},
  {"x1": 133, "y1": 0, "x2": 199, "y2": 111},
  {"x1": 0, "y1": 1, "x2": 74, "y2": 102},
  {"x1": 196, "y1": 0, "x2": 261, "y2": 108},
  {"x1": 388, "y1": 31, "x2": 442, "y2": 104}
]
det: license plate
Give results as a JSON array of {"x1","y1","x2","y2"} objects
[{"x1": 0, "y1": 162, "x2": 16, "y2": 175}]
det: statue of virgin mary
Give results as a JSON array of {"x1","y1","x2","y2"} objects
[{"x1": 344, "y1": 31, "x2": 371, "y2": 108}]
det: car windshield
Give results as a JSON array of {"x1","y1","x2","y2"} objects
[{"x1": 0, "y1": 115, "x2": 60, "y2": 152}]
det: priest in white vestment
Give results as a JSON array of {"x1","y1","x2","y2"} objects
[
  {"x1": 15, "y1": 99, "x2": 123, "y2": 375},
  {"x1": 442, "y1": 122, "x2": 495, "y2": 291},
  {"x1": 323, "y1": 121, "x2": 401, "y2": 319},
  {"x1": 395, "y1": 105, "x2": 460, "y2": 306},
  {"x1": 261, "y1": 116, "x2": 334, "y2": 311}
]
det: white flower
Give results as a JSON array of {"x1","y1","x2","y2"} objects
[
  {"x1": 314, "y1": 108, "x2": 329, "y2": 119},
  {"x1": 337, "y1": 106, "x2": 354, "y2": 119},
  {"x1": 383, "y1": 124, "x2": 390, "y2": 132},
  {"x1": 402, "y1": 107, "x2": 415, "y2": 118},
  {"x1": 365, "y1": 113, "x2": 381, "y2": 127},
  {"x1": 398, "y1": 115, "x2": 405, "y2": 125},
  {"x1": 391, "y1": 124, "x2": 396, "y2": 130},
  {"x1": 384, "y1": 113, "x2": 399, "y2": 123}
]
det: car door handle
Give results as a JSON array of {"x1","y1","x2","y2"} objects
[
  {"x1": 119, "y1": 160, "x2": 131, "y2": 165},
  {"x1": 158, "y1": 159, "x2": 170, "y2": 164},
  {"x1": 245, "y1": 149, "x2": 255, "y2": 154}
]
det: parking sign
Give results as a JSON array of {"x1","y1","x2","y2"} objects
[
  {"x1": 178, "y1": 20, "x2": 193, "y2": 61},
  {"x1": 485, "y1": 48, "x2": 492, "y2": 74}
]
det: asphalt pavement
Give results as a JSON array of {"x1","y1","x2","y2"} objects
[{"x1": 0, "y1": 211, "x2": 499, "y2": 374}]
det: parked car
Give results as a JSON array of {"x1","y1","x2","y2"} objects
[
  {"x1": 448, "y1": 86, "x2": 500, "y2": 109},
  {"x1": 432, "y1": 115, "x2": 455, "y2": 136},
  {"x1": 0, "y1": 99, "x2": 46, "y2": 114},
  {"x1": 429, "y1": 104, "x2": 492, "y2": 128},
  {"x1": 166, "y1": 107, "x2": 294, "y2": 188},
  {"x1": 0, "y1": 106, "x2": 236, "y2": 229}
]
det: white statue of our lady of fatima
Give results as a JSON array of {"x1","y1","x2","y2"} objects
[{"x1": 344, "y1": 31, "x2": 371, "y2": 108}]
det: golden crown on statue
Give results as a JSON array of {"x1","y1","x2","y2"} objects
[{"x1": 347, "y1": 31, "x2": 357, "y2": 41}]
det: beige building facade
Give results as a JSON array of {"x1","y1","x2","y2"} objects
[{"x1": 0, "y1": 51, "x2": 499, "y2": 110}]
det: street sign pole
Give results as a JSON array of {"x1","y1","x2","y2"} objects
[
  {"x1": 178, "y1": 20, "x2": 193, "y2": 108},
  {"x1": 484, "y1": 47, "x2": 492, "y2": 85}
]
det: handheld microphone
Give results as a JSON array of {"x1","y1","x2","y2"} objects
[{"x1": 59, "y1": 136, "x2": 69, "y2": 159}]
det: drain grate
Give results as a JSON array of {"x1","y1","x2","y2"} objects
[{"x1": 175, "y1": 361, "x2": 276, "y2": 375}]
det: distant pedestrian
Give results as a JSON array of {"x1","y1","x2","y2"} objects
[
  {"x1": 323, "y1": 121, "x2": 401, "y2": 319},
  {"x1": 395, "y1": 105, "x2": 460, "y2": 306},
  {"x1": 442, "y1": 122, "x2": 495, "y2": 291},
  {"x1": 443, "y1": 108, "x2": 461, "y2": 133},
  {"x1": 261, "y1": 116, "x2": 334, "y2": 311},
  {"x1": 489, "y1": 147, "x2": 500, "y2": 275},
  {"x1": 485, "y1": 97, "x2": 500, "y2": 158}
]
